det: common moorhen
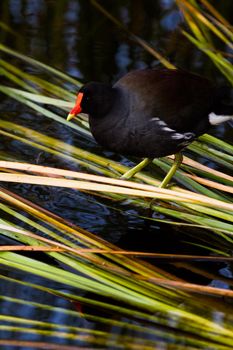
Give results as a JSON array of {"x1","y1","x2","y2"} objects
[{"x1": 67, "y1": 68, "x2": 233, "y2": 186}]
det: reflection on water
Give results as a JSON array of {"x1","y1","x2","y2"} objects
[
  {"x1": 0, "y1": 0, "x2": 233, "y2": 348},
  {"x1": 2, "y1": 0, "x2": 232, "y2": 81}
]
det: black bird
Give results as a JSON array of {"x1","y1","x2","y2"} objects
[{"x1": 67, "y1": 69, "x2": 233, "y2": 186}]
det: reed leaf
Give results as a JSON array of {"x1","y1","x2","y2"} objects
[{"x1": 0, "y1": 3, "x2": 233, "y2": 347}]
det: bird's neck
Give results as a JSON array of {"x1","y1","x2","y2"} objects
[{"x1": 92, "y1": 87, "x2": 119, "y2": 119}]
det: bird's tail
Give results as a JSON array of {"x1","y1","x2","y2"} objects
[
  {"x1": 208, "y1": 111, "x2": 233, "y2": 125},
  {"x1": 209, "y1": 87, "x2": 233, "y2": 125}
]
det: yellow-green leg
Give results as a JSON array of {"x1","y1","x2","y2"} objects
[
  {"x1": 120, "y1": 153, "x2": 183, "y2": 187},
  {"x1": 149, "y1": 152, "x2": 183, "y2": 212},
  {"x1": 159, "y1": 152, "x2": 183, "y2": 188},
  {"x1": 120, "y1": 158, "x2": 152, "y2": 180}
]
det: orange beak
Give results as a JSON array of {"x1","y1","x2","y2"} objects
[{"x1": 67, "y1": 92, "x2": 84, "y2": 121}]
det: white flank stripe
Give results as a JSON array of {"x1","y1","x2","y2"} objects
[
  {"x1": 171, "y1": 133, "x2": 184, "y2": 140},
  {"x1": 162, "y1": 127, "x2": 175, "y2": 132}
]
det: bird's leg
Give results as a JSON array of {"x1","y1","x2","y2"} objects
[
  {"x1": 149, "y1": 153, "x2": 183, "y2": 214},
  {"x1": 120, "y1": 158, "x2": 152, "y2": 180},
  {"x1": 121, "y1": 153, "x2": 182, "y2": 185},
  {"x1": 159, "y1": 152, "x2": 183, "y2": 188}
]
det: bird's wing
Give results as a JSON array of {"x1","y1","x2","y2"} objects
[{"x1": 115, "y1": 69, "x2": 215, "y2": 134}]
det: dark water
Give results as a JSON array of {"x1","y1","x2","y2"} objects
[{"x1": 0, "y1": 0, "x2": 233, "y2": 348}]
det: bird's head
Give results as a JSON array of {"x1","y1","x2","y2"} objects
[{"x1": 67, "y1": 82, "x2": 115, "y2": 120}]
